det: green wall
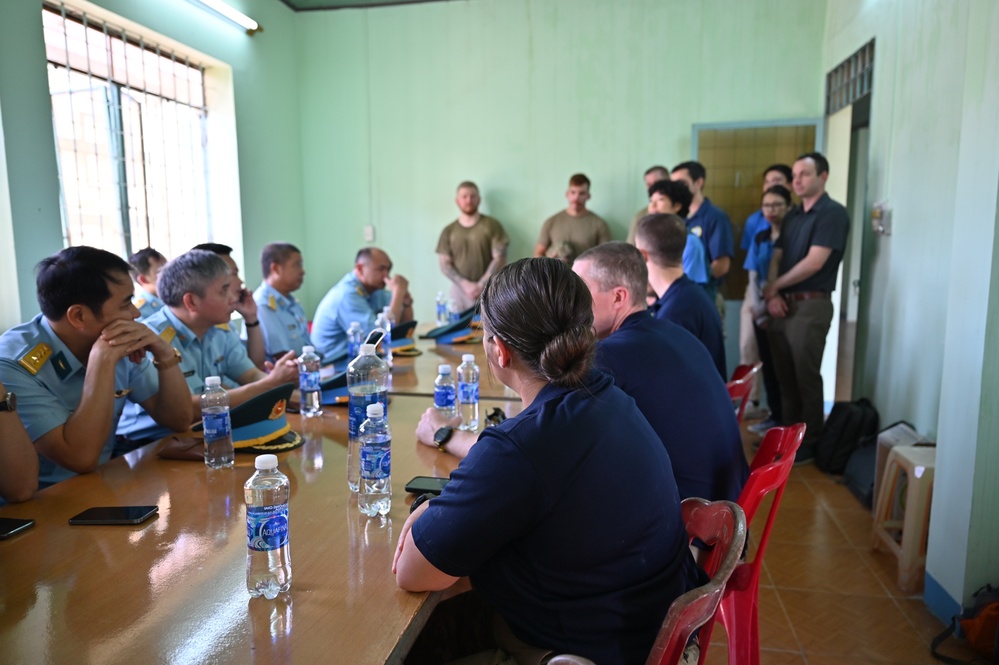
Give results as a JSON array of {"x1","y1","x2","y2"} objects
[
  {"x1": 294, "y1": 0, "x2": 828, "y2": 316},
  {"x1": 824, "y1": 0, "x2": 999, "y2": 619}
]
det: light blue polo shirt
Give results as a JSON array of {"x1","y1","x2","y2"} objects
[
  {"x1": 311, "y1": 272, "x2": 391, "y2": 360},
  {"x1": 118, "y1": 308, "x2": 257, "y2": 441},
  {"x1": 252, "y1": 282, "x2": 311, "y2": 362},
  {"x1": 0, "y1": 315, "x2": 159, "y2": 489},
  {"x1": 133, "y1": 289, "x2": 165, "y2": 322},
  {"x1": 683, "y1": 233, "x2": 709, "y2": 285}
]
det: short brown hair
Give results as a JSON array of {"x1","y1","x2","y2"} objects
[
  {"x1": 635, "y1": 214, "x2": 687, "y2": 268},
  {"x1": 456, "y1": 181, "x2": 479, "y2": 192},
  {"x1": 479, "y1": 258, "x2": 595, "y2": 389},
  {"x1": 576, "y1": 242, "x2": 648, "y2": 309},
  {"x1": 644, "y1": 165, "x2": 669, "y2": 180},
  {"x1": 568, "y1": 173, "x2": 591, "y2": 189}
]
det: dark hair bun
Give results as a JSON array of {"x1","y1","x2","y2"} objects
[{"x1": 539, "y1": 325, "x2": 596, "y2": 388}]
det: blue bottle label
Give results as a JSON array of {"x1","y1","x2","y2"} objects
[
  {"x1": 299, "y1": 369, "x2": 320, "y2": 392},
  {"x1": 434, "y1": 385, "x2": 456, "y2": 409},
  {"x1": 458, "y1": 382, "x2": 479, "y2": 404},
  {"x1": 203, "y1": 411, "x2": 231, "y2": 442},
  {"x1": 348, "y1": 340, "x2": 361, "y2": 359},
  {"x1": 246, "y1": 503, "x2": 289, "y2": 552},
  {"x1": 360, "y1": 445, "x2": 391, "y2": 480},
  {"x1": 348, "y1": 390, "x2": 387, "y2": 439}
]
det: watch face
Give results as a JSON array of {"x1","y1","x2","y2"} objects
[
  {"x1": 433, "y1": 427, "x2": 452, "y2": 445},
  {"x1": 2, "y1": 392, "x2": 15, "y2": 412}
]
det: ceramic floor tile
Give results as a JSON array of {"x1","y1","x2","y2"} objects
[
  {"x1": 766, "y1": 506, "x2": 850, "y2": 545},
  {"x1": 863, "y1": 547, "x2": 922, "y2": 598},
  {"x1": 826, "y1": 506, "x2": 876, "y2": 549},
  {"x1": 704, "y1": 646, "x2": 805, "y2": 665},
  {"x1": 758, "y1": 585, "x2": 801, "y2": 651},
  {"x1": 779, "y1": 589, "x2": 934, "y2": 663},
  {"x1": 765, "y1": 542, "x2": 887, "y2": 595},
  {"x1": 804, "y1": 478, "x2": 870, "y2": 511}
]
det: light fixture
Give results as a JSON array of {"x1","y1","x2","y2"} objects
[{"x1": 189, "y1": 0, "x2": 262, "y2": 36}]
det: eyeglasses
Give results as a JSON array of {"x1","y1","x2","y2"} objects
[{"x1": 761, "y1": 203, "x2": 787, "y2": 210}]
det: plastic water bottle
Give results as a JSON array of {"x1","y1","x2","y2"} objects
[
  {"x1": 347, "y1": 321, "x2": 363, "y2": 360},
  {"x1": 374, "y1": 307, "x2": 393, "y2": 367},
  {"x1": 201, "y1": 376, "x2": 234, "y2": 468},
  {"x1": 298, "y1": 345, "x2": 323, "y2": 418},
  {"x1": 346, "y1": 343, "x2": 389, "y2": 492},
  {"x1": 448, "y1": 299, "x2": 461, "y2": 323},
  {"x1": 434, "y1": 364, "x2": 457, "y2": 418},
  {"x1": 435, "y1": 291, "x2": 448, "y2": 326},
  {"x1": 358, "y1": 403, "x2": 392, "y2": 517},
  {"x1": 458, "y1": 354, "x2": 480, "y2": 431},
  {"x1": 245, "y1": 454, "x2": 292, "y2": 599}
]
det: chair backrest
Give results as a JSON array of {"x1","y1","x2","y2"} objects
[
  {"x1": 736, "y1": 423, "x2": 806, "y2": 580},
  {"x1": 726, "y1": 363, "x2": 762, "y2": 425},
  {"x1": 645, "y1": 499, "x2": 747, "y2": 665}
]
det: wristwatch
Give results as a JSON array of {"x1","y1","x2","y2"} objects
[
  {"x1": 0, "y1": 392, "x2": 17, "y2": 413},
  {"x1": 433, "y1": 426, "x2": 454, "y2": 451},
  {"x1": 410, "y1": 492, "x2": 434, "y2": 514},
  {"x1": 153, "y1": 347, "x2": 183, "y2": 370}
]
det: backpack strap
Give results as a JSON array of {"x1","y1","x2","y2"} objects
[{"x1": 931, "y1": 616, "x2": 972, "y2": 665}]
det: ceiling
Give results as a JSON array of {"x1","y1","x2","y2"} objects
[{"x1": 279, "y1": 0, "x2": 461, "y2": 10}]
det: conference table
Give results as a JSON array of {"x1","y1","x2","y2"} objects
[{"x1": 0, "y1": 372, "x2": 525, "y2": 663}]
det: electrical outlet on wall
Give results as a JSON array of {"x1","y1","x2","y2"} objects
[
  {"x1": 363, "y1": 224, "x2": 375, "y2": 242},
  {"x1": 872, "y1": 201, "x2": 891, "y2": 236}
]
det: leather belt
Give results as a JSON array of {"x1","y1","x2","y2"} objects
[{"x1": 785, "y1": 291, "x2": 831, "y2": 302}]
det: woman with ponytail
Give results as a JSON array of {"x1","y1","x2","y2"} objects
[{"x1": 395, "y1": 258, "x2": 701, "y2": 665}]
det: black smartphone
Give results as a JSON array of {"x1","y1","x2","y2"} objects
[
  {"x1": 68, "y1": 506, "x2": 159, "y2": 526},
  {"x1": 404, "y1": 476, "x2": 450, "y2": 495},
  {"x1": 0, "y1": 517, "x2": 35, "y2": 540}
]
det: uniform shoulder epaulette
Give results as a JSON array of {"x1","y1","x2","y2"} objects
[
  {"x1": 18, "y1": 342, "x2": 52, "y2": 375},
  {"x1": 215, "y1": 323, "x2": 231, "y2": 332},
  {"x1": 134, "y1": 296, "x2": 147, "y2": 308},
  {"x1": 159, "y1": 326, "x2": 177, "y2": 344},
  {"x1": 268, "y1": 294, "x2": 278, "y2": 311}
]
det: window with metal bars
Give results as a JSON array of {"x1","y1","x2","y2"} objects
[
  {"x1": 42, "y1": 1, "x2": 211, "y2": 261},
  {"x1": 826, "y1": 39, "x2": 875, "y2": 116}
]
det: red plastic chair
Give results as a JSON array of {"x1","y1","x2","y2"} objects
[
  {"x1": 695, "y1": 423, "x2": 806, "y2": 665},
  {"x1": 550, "y1": 499, "x2": 747, "y2": 665},
  {"x1": 727, "y1": 363, "x2": 762, "y2": 425}
]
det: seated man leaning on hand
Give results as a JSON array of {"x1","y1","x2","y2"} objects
[
  {"x1": 311, "y1": 247, "x2": 413, "y2": 360},
  {"x1": 117, "y1": 250, "x2": 300, "y2": 448},
  {"x1": 0, "y1": 247, "x2": 191, "y2": 490}
]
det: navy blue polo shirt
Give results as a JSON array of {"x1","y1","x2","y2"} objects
[
  {"x1": 597, "y1": 312, "x2": 747, "y2": 503},
  {"x1": 652, "y1": 275, "x2": 727, "y2": 378},
  {"x1": 687, "y1": 197, "x2": 734, "y2": 293},
  {"x1": 776, "y1": 192, "x2": 850, "y2": 293},
  {"x1": 412, "y1": 370, "x2": 700, "y2": 665}
]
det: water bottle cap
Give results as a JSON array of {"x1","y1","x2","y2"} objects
[
  {"x1": 438, "y1": 364, "x2": 451, "y2": 374},
  {"x1": 205, "y1": 376, "x2": 221, "y2": 387},
  {"x1": 302, "y1": 345, "x2": 315, "y2": 354},
  {"x1": 366, "y1": 403, "x2": 384, "y2": 418},
  {"x1": 360, "y1": 343, "x2": 376, "y2": 355},
  {"x1": 461, "y1": 354, "x2": 475, "y2": 362},
  {"x1": 255, "y1": 454, "x2": 278, "y2": 470},
  {"x1": 350, "y1": 321, "x2": 360, "y2": 328}
]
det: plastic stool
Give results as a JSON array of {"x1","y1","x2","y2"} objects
[{"x1": 871, "y1": 445, "x2": 935, "y2": 593}]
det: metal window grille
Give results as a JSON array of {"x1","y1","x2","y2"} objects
[
  {"x1": 42, "y1": 1, "x2": 211, "y2": 260},
  {"x1": 826, "y1": 39, "x2": 875, "y2": 116}
]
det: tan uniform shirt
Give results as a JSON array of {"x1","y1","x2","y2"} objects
[
  {"x1": 436, "y1": 214, "x2": 509, "y2": 282},
  {"x1": 626, "y1": 206, "x2": 650, "y2": 244},
  {"x1": 536, "y1": 210, "x2": 611, "y2": 263}
]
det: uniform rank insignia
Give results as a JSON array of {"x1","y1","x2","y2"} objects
[
  {"x1": 215, "y1": 323, "x2": 230, "y2": 331},
  {"x1": 691, "y1": 225, "x2": 703, "y2": 238},
  {"x1": 114, "y1": 388, "x2": 132, "y2": 399},
  {"x1": 18, "y1": 343, "x2": 52, "y2": 375},
  {"x1": 134, "y1": 297, "x2": 147, "y2": 308},
  {"x1": 51, "y1": 352, "x2": 72, "y2": 380},
  {"x1": 160, "y1": 327, "x2": 177, "y2": 344},
  {"x1": 268, "y1": 295, "x2": 278, "y2": 311}
]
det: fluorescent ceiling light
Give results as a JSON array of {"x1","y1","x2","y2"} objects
[{"x1": 190, "y1": 0, "x2": 262, "y2": 35}]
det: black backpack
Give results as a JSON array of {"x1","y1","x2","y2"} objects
[{"x1": 814, "y1": 398, "x2": 879, "y2": 474}]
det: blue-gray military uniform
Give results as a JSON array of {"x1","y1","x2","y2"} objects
[
  {"x1": 133, "y1": 289, "x2": 165, "y2": 322},
  {"x1": 0, "y1": 315, "x2": 160, "y2": 489},
  {"x1": 118, "y1": 308, "x2": 256, "y2": 442},
  {"x1": 252, "y1": 282, "x2": 310, "y2": 362},
  {"x1": 311, "y1": 272, "x2": 391, "y2": 360}
]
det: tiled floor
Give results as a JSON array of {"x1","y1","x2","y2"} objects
[{"x1": 700, "y1": 423, "x2": 979, "y2": 665}]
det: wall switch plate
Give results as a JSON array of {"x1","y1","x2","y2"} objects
[
  {"x1": 872, "y1": 201, "x2": 891, "y2": 236},
  {"x1": 363, "y1": 224, "x2": 375, "y2": 242}
]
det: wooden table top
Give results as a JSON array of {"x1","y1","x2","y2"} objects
[
  {"x1": 0, "y1": 396, "x2": 522, "y2": 664},
  {"x1": 386, "y1": 337, "x2": 519, "y2": 402}
]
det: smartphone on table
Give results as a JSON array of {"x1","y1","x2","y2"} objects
[
  {"x1": 68, "y1": 506, "x2": 159, "y2": 526},
  {"x1": 0, "y1": 517, "x2": 35, "y2": 540},
  {"x1": 404, "y1": 476, "x2": 450, "y2": 496}
]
